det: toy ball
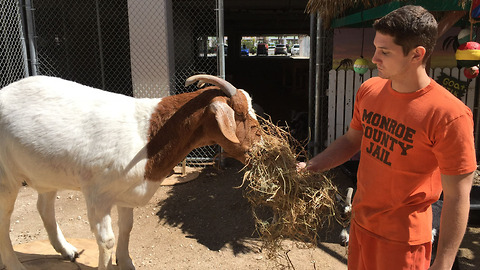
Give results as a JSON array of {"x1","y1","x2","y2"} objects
[
  {"x1": 464, "y1": 66, "x2": 479, "y2": 79},
  {"x1": 457, "y1": 28, "x2": 475, "y2": 45},
  {"x1": 353, "y1": 58, "x2": 369, "y2": 74},
  {"x1": 455, "y1": 41, "x2": 480, "y2": 67}
]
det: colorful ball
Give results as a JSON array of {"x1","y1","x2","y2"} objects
[
  {"x1": 353, "y1": 58, "x2": 369, "y2": 74},
  {"x1": 464, "y1": 66, "x2": 479, "y2": 79},
  {"x1": 455, "y1": 41, "x2": 480, "y2": 67}
]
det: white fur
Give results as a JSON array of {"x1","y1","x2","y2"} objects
[
  {"x1": 0, "y1": 76, "x2": 165, "y2": 270},
  {"x1": 239, "y1": 89, "x2": 257, "y2": 120},
  {"x1": 0, "y1": 75, "x2": 259, "y2": 270}
]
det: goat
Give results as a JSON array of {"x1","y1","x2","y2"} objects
[{"x1": 0, "y1": 74, "x2": 261, "y2": 270}]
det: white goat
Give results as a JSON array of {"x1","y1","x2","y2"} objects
[{"x1": 0, "y1": 74, "x2": 261, "y2": 270}]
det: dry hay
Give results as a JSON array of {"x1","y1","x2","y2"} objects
[{"x1": 242, "y1": 118, "x2": 342, "y2": 255}]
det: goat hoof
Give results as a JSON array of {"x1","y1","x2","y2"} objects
[
  {"x1": 70, "y1": 251, "x2": 80, "y2": 262},
  {"x1": 63, "y1": 252, "x2": 79, "y2": 262},
  {"x1": 62, "y1": 246, "x2": 80, "y2": 262}
]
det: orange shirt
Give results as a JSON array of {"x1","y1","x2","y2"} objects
[{"x1": 350, "y1": 77, "x2": 477, "y2": 245}]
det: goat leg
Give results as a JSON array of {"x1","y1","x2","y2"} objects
[
  {"x1": 0, "y1": 184, "x2": 26, "y2": 270},
  {"x1": 86, "y1": 199, "x2": 115, "y2": 270},
  {"x1": 116, "y1": 206, "x2": 135, "y2": 270},
  {"x1": 37, "y1": 191, "x2": 79, "y2": 261}
]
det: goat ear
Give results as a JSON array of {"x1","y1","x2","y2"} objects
[{"x1": 209, "y1": 101, "x2": 240, "y2": 144}]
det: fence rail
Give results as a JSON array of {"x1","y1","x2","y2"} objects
[{"x1": 327, "y1": 68, "x2": 479, "y2": 149}]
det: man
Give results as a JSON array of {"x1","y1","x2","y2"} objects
[{"x1": 298, "y1": 5, "x2": 475, "y2": 270}]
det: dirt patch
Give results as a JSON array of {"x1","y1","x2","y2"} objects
[{"x1": 7, "y1": 161, "x2": 480, "y2": 269}]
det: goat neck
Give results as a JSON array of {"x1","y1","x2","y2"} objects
[{"x1": 145, "y1": 87, "x2": 231, "y2": 180}]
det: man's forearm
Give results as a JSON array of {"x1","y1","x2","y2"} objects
[
  {"x1": 431, "y1": 173, "x2": 473, "y2": 269},
  {"x1": 432, "y1": 195, "x2": 469, "y2": 268},
  {"x1": 306, "y1": 129, "x2": 362, "y2": 172}
]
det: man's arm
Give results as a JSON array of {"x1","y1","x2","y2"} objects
[
  {"x1": 430, "y1": 172, "x2": 473, "y2": 270},
  {"x1": 299, "y1": 128, "x2": 363, "y2": 173}
]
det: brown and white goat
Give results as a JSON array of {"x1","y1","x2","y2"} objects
[{"x1": 0, "y1": 74, "x2": 261, "y2": 270}]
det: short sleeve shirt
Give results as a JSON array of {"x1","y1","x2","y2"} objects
[{"x1": 349, "y1": 77, "x2": 476, "y2": 244}]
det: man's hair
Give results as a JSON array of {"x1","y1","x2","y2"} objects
[{"x1": 373, "y1": 5, "x2": 438, "y2": 63}]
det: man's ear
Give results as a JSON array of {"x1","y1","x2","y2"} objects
[{"x1": 412, "y1": 46, "x2": 426, "y2": 63}]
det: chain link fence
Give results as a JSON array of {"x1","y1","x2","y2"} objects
[
  {"x1": 0, "y1": 0, "x2": 28, "y2": 88},
  {"x1": 1, "y1": 0, "x2": 220, "y2": 166},
  {"x1": 170, "y1": 0, "x2": 220, "y2": 165}
]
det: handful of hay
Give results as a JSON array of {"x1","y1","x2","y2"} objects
[{"x1": 242, "y1": 118, "x2": 339, "y2": 253}]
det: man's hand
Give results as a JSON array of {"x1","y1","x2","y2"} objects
[{"x1": 296, "y1": 162, "x2": 307, "y2": 172}]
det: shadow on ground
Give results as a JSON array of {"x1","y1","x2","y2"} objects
[
  {"x1": 155, "y1": 160, "x2": 257, "y2": 254},
  {"x1": 155, "y1": 159, "x2": 356, "y2": 257},
  {"x1": 1, "y1": 253, "x2": 97, "y2": 270}
]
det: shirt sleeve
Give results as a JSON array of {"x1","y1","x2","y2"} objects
[
  {"x1": 432, "y1": 112, "x2": 477, "y2": 175},
  {"x1": 350, "y1": 86, "x2": 364, "y2": 131}
]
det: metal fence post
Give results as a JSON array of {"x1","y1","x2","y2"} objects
[
  {"x1": 308, "y1": 12, "x2": 316, "y2": 156},
  {"x1": 216, "y1": 0, "x2": 225, "y2": 79},
  {"x1": 94, "y1": 0, "x2": 106, "y2": 90},
  {"x1": 314, "y1": 12, "x2": 323, "y2": 156},
  {"x1": 216, "y1": 0, "x2": 226, "y2": 167},
  {"x1": 18, "y1": 0, "x2": 30, "y2": 77},
  {"x1": 24, "y1": 0, "x2": 38, "y2": 76}
]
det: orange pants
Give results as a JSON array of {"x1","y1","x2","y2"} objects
[{"x1": 348, "y1": 220, "x2": 432, "y2": 270}]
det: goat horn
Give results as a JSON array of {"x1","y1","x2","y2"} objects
[
  {"x1": 346, "y1": 187, "x2": 354, "y2": 205},
  {"x1": 185, "y1": 74, "x2": 237, "y2": 97}
]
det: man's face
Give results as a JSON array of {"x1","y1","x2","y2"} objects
[{"x1": 371, "y1": 32, "x2": 413, "y2": 80}]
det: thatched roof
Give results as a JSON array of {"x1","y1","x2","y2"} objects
[{"x1": 305, "y1": 0, "x2": 470, "y2": 27}]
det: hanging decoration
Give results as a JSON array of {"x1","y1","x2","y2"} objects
[
  {"x1": 354, "y1": 58, "x2": 369, "y2": 75},
  {"x1": 464, "y1": 65, "x2": 479, "y2": 79},
  {"x1": 472, "y1": 0, "x2": 480, "y2": 19},
  {"x1": 455, "y1": 41, "x2": 480, "y2": 67},
  {"x1": 455, "y1": 1, "x2": 480, "y2": 74},
  {"x1": 354, "y1": 12, "x2": 369, "y2": 81}
]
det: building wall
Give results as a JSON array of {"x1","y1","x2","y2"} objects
[{"x1": 127, "y1": 0, "x2": 174, "y2": 98}]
